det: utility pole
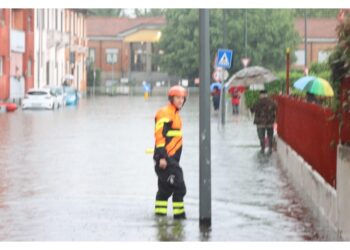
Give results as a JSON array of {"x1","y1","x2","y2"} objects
[
  {"x1": 245, "y1": 9, "x2": 247, "y2": 57},
  {"x1": 286, "y1": 48, "x2": 290, "y2": 95},
  {"x1": 220, "y1": 9, "x2": 227, "y2": 125},
  {"x1": 199, "y1": 9, "x2": 211, "y2": 228},
  {"x1": 304, "y1": 10, "x2": 308, "y2": 74}
]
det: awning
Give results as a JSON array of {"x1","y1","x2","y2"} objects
[{"x1": 123, "y1": 30, "x2": 162, "y2": 43}]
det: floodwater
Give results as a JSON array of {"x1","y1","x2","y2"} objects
[{"x1": 0, "y1": 95, "x2": 321, "y2": 241}]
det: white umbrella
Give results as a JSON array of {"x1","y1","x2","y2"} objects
[
  {"x1": 225, "y1": 66, "x2": 277, "y2": 87},
  {"x1": 64, "y1": 74, "x2": 74, "y2": 80}
]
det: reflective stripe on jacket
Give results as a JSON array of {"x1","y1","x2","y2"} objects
[{"x1": 154, "y1": 103, "x2": 183, "y2": 162}]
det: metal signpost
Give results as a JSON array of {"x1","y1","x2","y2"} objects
[
  {"x1": 216, "y1": 49, "x2": 233, "y2": 125},
  {"x1": 199, "y1": 9, "x2": 211, "y2": 228}
]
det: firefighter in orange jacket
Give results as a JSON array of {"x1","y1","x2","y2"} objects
[{"x1": 153, "y1": 85, "x2": 187, "y2": 219}]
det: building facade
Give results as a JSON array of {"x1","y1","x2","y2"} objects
[
  {"x1": 0, "y1": 9, "x2": 34, "y2": 101},
  {"x1": 0, "y1": 8, "x2": 88, "y2": 101},
  {"x1": 294, "y1": 18, "x2": 338, "y2": 69},
  {"x1": 35, "y1": 9, "x2": 88, "y2": 93},
  {"x1": 86, "y1": 16, "x2": 169, "y2": 86},
  {"x1": 64, "y1": 9, "x2": 88, "y2": 93}
]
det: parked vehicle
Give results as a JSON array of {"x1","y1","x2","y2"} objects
[
  {"x1": 22, "y1": 88, "x2": 58, "y2": 110},
  {"x1": 63, "y1": 87, "x2": 79, "y2": 106},
  {"x1": 44, "y1": 85, "x2": 65, "y2": 108}
]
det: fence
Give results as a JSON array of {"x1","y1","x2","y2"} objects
[
  {"x1": 340, "y1": 77, "x2": 350, "y2": 145},
  {"x1": 276, "y1": 96, "x2": 339, "y2": 187}
]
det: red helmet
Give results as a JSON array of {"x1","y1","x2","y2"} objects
[{"x1": 168, "y1": 85, "x2": 188, "y2": 97}]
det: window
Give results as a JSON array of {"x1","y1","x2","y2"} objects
[
  {"x1": 0, "y1": 56, "x2": 3, "y2": 76},
  {"x1": 88, "y1": 48, "x2": 96, "y2": 64},
  {"x1": 61, "y1": 11, "x2": 63, "y2": 32},
  {"x1": 151, "y1": 44, "x2": 162, "y2": 72},
  {"x1": 130, "y1": 42, "x2": 146, "y2": 71},
  {"x1": 27, "y1": 59, "x2": 32, "y2": 77},
  {"x1": 105, "y1": 48, "x2": 118, "y2": 64},
  {"x1": 0, "y1": 9, "x2": 5, "y2": 26},
  {"x1": 318, "y1": 51, "x2": 330, "y2": 63},
  {"x1": 27, "y1": 15, "x2": 32, "y2": 31},
  {"x1": 47, "y1": 9, "x2": 50, "y2": 30},
  {"x1": 36, "y1": 9, "x2": 39, "y2": 28},
  {"x1": 55, "y1": 9, "x2": 58, "y2": 30},
  {"x1": 42, "y1": 9, "x2": 45, "y2": 29},
  {"x1": 294, "y1": 50, "x2": 305, "y2": 66}
]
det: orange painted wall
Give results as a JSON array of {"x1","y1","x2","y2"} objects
[
  {"x1": 0, "y1": 9, "x2": 10, "y2": 100},
  {"x1": 0, "y1": 9, "x2": 34, "y2": 100}
]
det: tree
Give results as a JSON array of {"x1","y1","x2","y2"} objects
[
  {"x1": 329, "y1": 10, "x2": 350, "y2": 86},
  {"x1": 134, "y1": 9, "x2": 165, "y2": 17},
  {"x1": 158, "y1": 9, "x2": 300, "y2": 80},
  {"x1": 158, "y1": 10, "x2": 200, "y2": 80},
  {"x1": 294, "y1": 9, "x2": 339, "y2": 18},
  {"x1": 88, "y1": 9, "x2": 125, "y2": 17}
]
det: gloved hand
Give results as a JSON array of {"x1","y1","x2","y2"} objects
[{"x1": 167, "y1": 174, "x2": 176, "y2": 185}]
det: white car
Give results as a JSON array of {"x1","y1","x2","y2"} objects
[
  {"x1": 22, "y1": 88, "x2": 58, "y2": 110},
  {"x1": 44, "y1": 85, "x2": 65, "y2": 108}
]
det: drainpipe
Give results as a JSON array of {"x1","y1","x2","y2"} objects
[
  {"x1": 8, "y1": 9, "x2": 11, "y2": 100},
  {"x1": 286, "y1": 48, "x2": 290, "y2": 95},
  {"x1": 38, "y1": 9, "x2": 42, "y2": 87}
]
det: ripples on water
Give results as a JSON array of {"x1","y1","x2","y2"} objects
[{"x1": 0, "y1": 96, "x2": 321, "y2": 240}]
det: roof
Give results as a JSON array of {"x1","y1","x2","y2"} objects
[
  {"x1": 294, "y1": 18, "x2": 338, "y2": 39},
  {"x1": 86, "y1": 16, "x2": 166, "y2": 37}
]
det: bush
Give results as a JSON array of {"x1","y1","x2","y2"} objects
[
  {"x1": 329, "y1": 10, "x2": 350, "y2": 88},
  {"x1": 244, "y1": 90, "x2": 260, "y2": 109}
]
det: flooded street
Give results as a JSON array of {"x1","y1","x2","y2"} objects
[{"x1": 0, "y1": 95, "x2": 320, "y2": 241}]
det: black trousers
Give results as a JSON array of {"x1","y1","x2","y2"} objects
[
  {"x1": 257, "y1": 126, "x2": 274, "y2": 149},
  {"x1": 155, "y1": 160, "x2": 187, "y2": 203}
]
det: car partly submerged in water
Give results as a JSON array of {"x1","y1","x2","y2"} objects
[{"x1": 22, "y1": 88, "x2": 59, "y2": 110}]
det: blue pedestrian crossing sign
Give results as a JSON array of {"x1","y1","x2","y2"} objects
[{"x1": 216, "y1": 49, "x2": 233, "y2": 69}]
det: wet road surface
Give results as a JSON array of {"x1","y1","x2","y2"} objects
[{"x1": 0, "y1": 95, "x2": 321, "y2": 240}]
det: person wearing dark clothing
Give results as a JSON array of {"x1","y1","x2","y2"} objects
[
  {"x1": 211, "y1": 86, "x2": 221, "y2": 111},
  {"x1": 250, "y1": 90, "x2": 277, "y2": 154},
  {"x1": 306, "y1": 91, "x2": 318, "y2": 104},
  {"x1": 153, "y1": 85, "x2": 187, "y2": 219}
]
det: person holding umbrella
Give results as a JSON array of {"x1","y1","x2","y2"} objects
[{"x1": 250, "y1": 90, "x2": 277, "y2": 154}]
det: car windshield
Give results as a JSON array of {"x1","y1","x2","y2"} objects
[{"x1": 28, "y1": 91, "x2": 48, "y2": 96}]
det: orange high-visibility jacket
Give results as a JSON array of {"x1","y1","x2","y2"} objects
[{"x1": 154, "y1": 103, "x2": 183, "y2": 162}]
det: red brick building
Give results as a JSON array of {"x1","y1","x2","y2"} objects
[
  {"x1": 86, "y1": 16, "x2": 168, "y2": 85},
  {"x1": 294, "y1": 18, "x2": 338, "y2": 69},
  {"x1": 0, "y1": 9, "x2": 34, "y2": 101}
]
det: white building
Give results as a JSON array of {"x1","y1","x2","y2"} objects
[
  {"x1": 34, "y1": 9, "x2": 87, "y2": 92},
  {"x1": 34, "y1": 9, "x2": 67, "y2": 88}
]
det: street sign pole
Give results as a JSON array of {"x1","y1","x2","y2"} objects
[
  {"x1": 216, "y1": 49, "x2": 233, "y2": 127},
  {"x1": 199, "y1": 9, "x2": 211, "y2": 228},
  {"x1": 93, "y1": 70, "x2": 96, "y2": 97},
  {"x1": 221, "y1": 9, "x2": 227, "y2": 126},
  {"x1": 220, "y1": 70, "x2": 226, "y2": 126}
]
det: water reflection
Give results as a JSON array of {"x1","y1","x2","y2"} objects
[
  {"x1": 155, "y1": 217, "x2": 184, "y2": 241},
  {"x1": 0, "y1": 96, "x2": 322, "y2": 240},
  {"x1": 199, "y1": 222, "x2": 211, "y2": 241}
]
